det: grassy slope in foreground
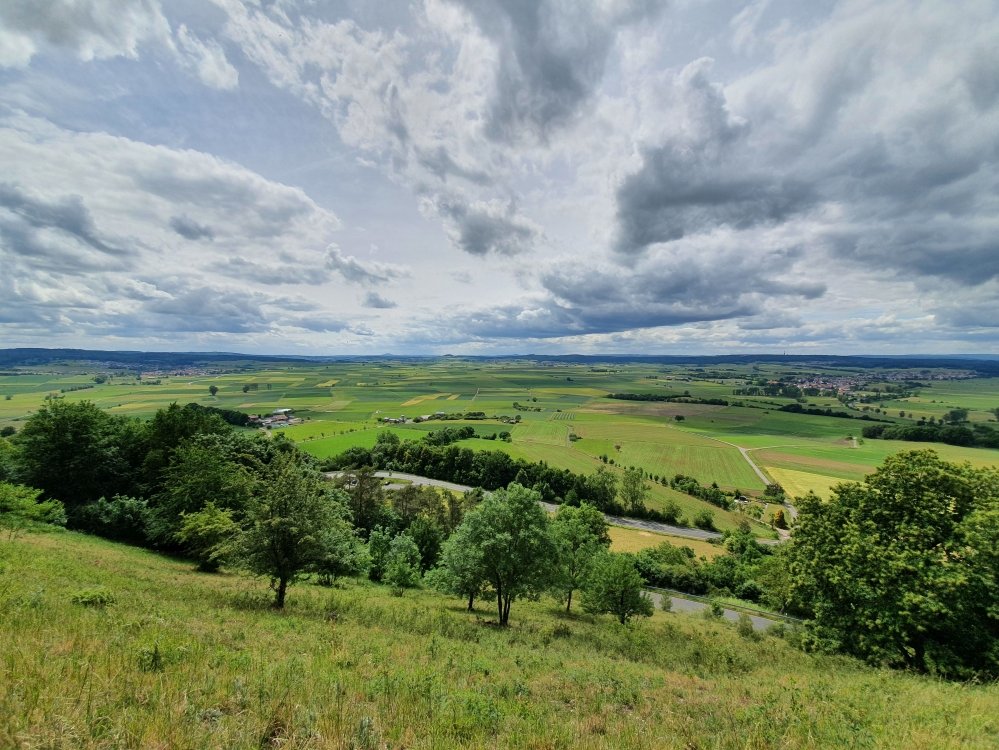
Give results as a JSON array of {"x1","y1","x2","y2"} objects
[{"x1": 2, "y1": 532, "x2": 996, "y2": 749}]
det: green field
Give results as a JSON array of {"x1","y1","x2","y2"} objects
[
  {"x1": 2, "y1": 531, "x2": 996, "y2": 749},
  {"x1": 2, "y1": 358, "x2": 997, "y2": 525}
]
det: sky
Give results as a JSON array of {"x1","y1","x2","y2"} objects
[{"x1": 0, "y1": 0, "x2": 997, "y2": 356}]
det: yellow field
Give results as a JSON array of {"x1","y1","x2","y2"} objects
[
  {"x1": 312, "y1": 399, "x2": 353, "y2": 412},
  {"x1": 446, "y1": 394, "x2": 460, "y2": 400},
  {"x1": 764, "y1": 467, "x2": 842, "y2": 499},
  {"x1": 401, "y1": 394, "x2": 452, "y2": 407},
  {"x1": 608, "y1": 526, "x2": 724, "y2": 558},
  {"x1": 315, "y1": 379, "x2": 340, "y2": 387}
]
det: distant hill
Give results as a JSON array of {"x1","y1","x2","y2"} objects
[{"x1": 2, "y1": 348, "x2": 999, "y2": 375}]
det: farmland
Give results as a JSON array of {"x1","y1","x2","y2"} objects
[{"x1": 2, "y1": 356, "x2": 998, "y2": 536}]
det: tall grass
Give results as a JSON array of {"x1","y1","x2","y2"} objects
[{"x1": 1, "y1": 531, "x2": 996, "y2": 749}]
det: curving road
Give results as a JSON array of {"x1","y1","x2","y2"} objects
[
  {"x1": 644, "y1": 590, "x2": 779, "y2": 631},
  {"x1": 327, "y1": 470, "x2": 724, "y2": 542}
]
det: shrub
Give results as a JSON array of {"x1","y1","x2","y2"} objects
[
  {"x1": 0, "y1": 482, "x2": 66, "y2": 537},
  {"x1": 70, "y1": 588, "x2": 117, "y2": 608},
  {"x1": 383, "y1": 534, "x2": 421, "y2": 591},
  {"x1": 736, "y1": 614, "x2": 760, "y2": 640},
  {"x1": 75, "y1": 495, "x2": 150, "y2": 545},
  {"x1": 175, "y1": 502, "x2": 238, "y2": 572},
  {"x1": 693, "y1": 510, "x2": 716, "y2": 531}
]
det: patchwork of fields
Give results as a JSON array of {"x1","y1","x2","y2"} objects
[{"x1": 2, "y1": 359, "x2": 997, "y2": 535}]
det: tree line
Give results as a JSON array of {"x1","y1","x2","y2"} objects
[
  {"x1": 607, "y1": 393, "x2": 730, "y2": 406},
  {"x1": 325, "y1": 431, "x2": 706, "y2": 527},
  {"x1": 862, "y1": 421, "x2": 999, "y2": 449}
]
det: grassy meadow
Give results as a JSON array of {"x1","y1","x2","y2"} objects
[
  {"x1": 2, "y1": 358, "x2": 997, "y2": 535},
  {"x1": 2, "y1": 530, "x2": 997, "y2": 749}
]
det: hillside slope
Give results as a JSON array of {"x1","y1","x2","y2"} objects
[{"x1": 1, "y1": 532, "x2": 996, "y2": 749}]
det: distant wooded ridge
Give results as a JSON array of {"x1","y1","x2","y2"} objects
[{"x1": 2, "y1": 348, "x2": 999, "y2": 374}]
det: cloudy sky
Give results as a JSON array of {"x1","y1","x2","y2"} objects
[{"x1": 1, "y1": 0, "x2": 997, "y2": 355}]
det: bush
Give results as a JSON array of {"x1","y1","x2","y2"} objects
[
  {"x1": 693, "y1": 510, "x2": 716, "y2": 531},
  {"x1": 383, "y1": 534, "x2": 421, "y2": 591},
  {"x1": 175, "y1": 502, "x2": 238, "y2": 572},
  {"x1": 70, "y1": 588, "x2": 117, "y2": 608},
  {"x1": 75, "y1": 495, "x2": 150, "y2": 545},
  {"x1": 736, "y1": 613, "x2": 760, "y2": 640},
  {"x1": 0, "y1": 482, "x2": 66, "y2": 536}
]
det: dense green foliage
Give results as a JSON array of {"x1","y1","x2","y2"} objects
[
  {"x1": 0, "y1": 482, "x2": 65, "y2": 536},
  {"x1": 789, "y1": 451, "x2": 999, "y2": 678},
  {"x1": 607, "y1": 393, "x2": 730, "y2": 406},
  {"x1": 548, "y1": 503, "x2": 610, "y2": 612},
  {"x1": 582, "y1": 552, "x2": 655, "y2": 624},
  {"x1": 862, "y1": 421, "x2": 999, "y2": 448},
  {"x1": 234, "y1": 453, "x2": 363, "y2": 607},
  {"x1": 330, "y1": 439, "x2": 686, "y2": 524},
  {"x1": 432, "y1": 484, "x2": 555, "y2": 625}
]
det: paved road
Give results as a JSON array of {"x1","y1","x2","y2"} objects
[
  {"x1": 644, "y1": 590, "x2": 778, "y2": 631},
  {"x1": 328, "y1": 470, "x2": 724, "y2": 542},
  {"x1": 539, "y1": 502, "x2": 723, "y2": 541},
  {"x1": 325, "y1": 470, "x2": 478, "y2": 495}
]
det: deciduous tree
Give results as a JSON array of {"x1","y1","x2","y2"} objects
[
  {"x1": 234, "y1": 453, "x2": 356, "y2": 608},
  {"x1": 443, "y1": 483, "x2": 554, "y2": 625},
  {"x1": 619, "y1": 467, "x2": 649, "y2": 514},
  {"x1": 549, "y1": 503, "x2": 610, "y2": 612},
  {"x1": 582, "y1": 552, "x2": 654, "y2": 624},
  {"x1": 788, "y1": 450, "x2": 999, "y2": 678}
]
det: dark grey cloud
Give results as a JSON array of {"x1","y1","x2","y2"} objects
[
  {"x1": 169, "y1": 215, "x2": 214, "y2": 241},
  {"x1": 613, "y1": 26, "x2": 999, "y2": 297},
  {"x1": 615, "y1": 145, "x2": 815, "y2": 252},
  {"x1": 362, "y1": 291, "x2": 397, "y2": 309},
  {"x1": 222, "y1": 254, "x2": 331, "y2": 286},
  {"x1": 283, "y1": 314, "x2": 351, "y2": 333},
  {"x1": 0, "y1": 182, "x2": 127, "y2": 256},
  {"x1": 434, "y1": 195, "x2": 540, "y2": 256},
  {"x1": 453, "y1": 0, "x2": 663, "y2": 142},
  {"x1": 143, "y1": 285, "x2": 271, "y2": 333},
  {"x1": 830, "y1": 225, "x2": 999, "y2": 286},
  {"x1": 325, "y1": 246, "x2": 410, "y2": 284},
  {"x1": 0, "y1": 0, "x2": 169, "y2": 66},
  {"x1": 0, "y1": 182, "x2": 135, "y2": 273},
  {"x1": 614, "y1": 60, "x2": 816, "y2": 254},
  {"x1": 451, "y1": 242, "x2": 824, "y2": 339}
]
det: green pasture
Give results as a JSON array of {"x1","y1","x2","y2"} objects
[
  {"x1": 5, "y1": 531, "x2": 997, "y2": 749},
  {"x1": 2, "y1": 358, "x2": 996, "y2": 526}
]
